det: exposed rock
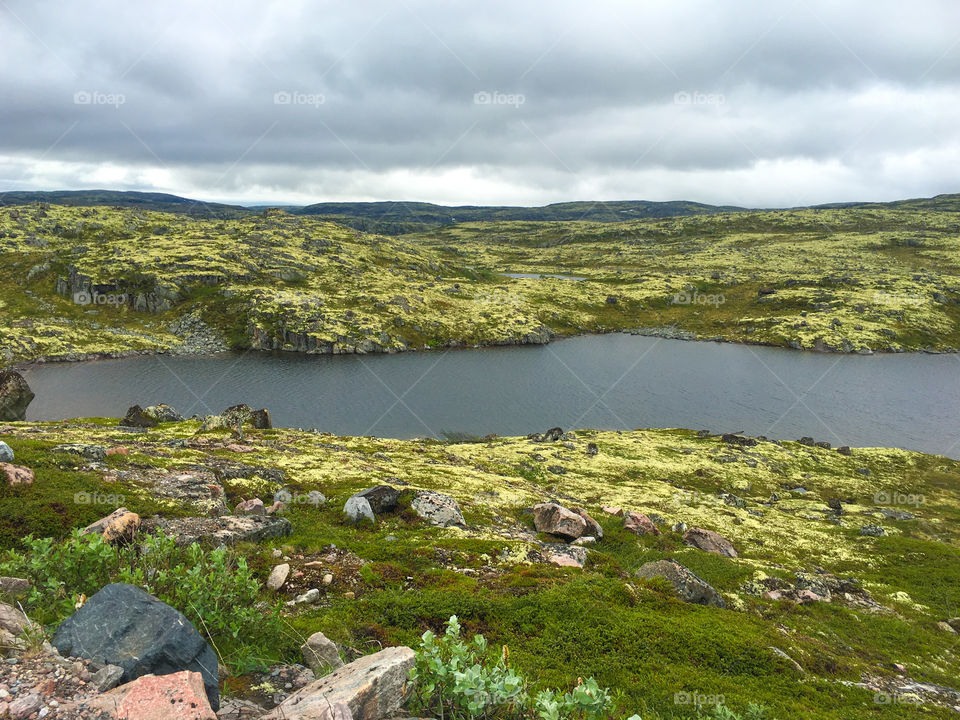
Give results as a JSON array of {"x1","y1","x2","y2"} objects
[
  {"x1": 6, "y1": 693, "x2": 42, "y2": 719},
  {"x1": 721, "y1": 433, "x2": 757, "y2": 447},
  {"x1": 586, "y1": 442, "x2": 599, "y2": 456},
  {"x1": 0, "y1": 440, "x2": 13, "y2": 462},
  {"x1": 542, "y1": 427, "x2": 564, "y2": 442},
  {"x1": 572, "y1": 507, "x2": 603, "y2": 540},
  {"x1": 76, "y1": 670, "x2": 217, "y2": 719},
  {"x1": 81, "y1": 508, "x2": 141, "y2": 544},
  {"x1": 623, "y1": 511, "x2": 659, "y2": 536},
  {"x1": 144, "y1": 515, "x2": 292, "y2": 546},
  {"x1": 837, "y1": 446, "x2": 852, "y2": 455},
  {"x1": 235, "y1": 498, "x2": 267, "y2": 516},
  {"x1": 0, "y1": 462, "x2": 34, "y2": 487},
  {"x1": 267, "y1": 563, "x2": 291, "y2": 591},
  {"x1": 52, "y1": 583, "x2": 220, "y2": 709},
  {"x1": 601, "y1": 506, "x2": 623, "y2": 516},
  {"x1": 295, "y1": 588, "x2": 321, "y2": 604},
  {"x1": 344, "y1": 496, "x2": 375, "y2": 524},
  {"x1": 532, "y1": 502, "x2": 586, "y2": 540},
  {"x1": 635, "y1": 559, "x2": 726, "y2": 608},
  {"x1": 123, "y1": 404, "x2": 158, "y2": 428},
  {"x1": 301, "y1": 631, "x2": 344, "y2": 672},
  {"x1": 939, "y1": 621, "x2": 958, "y2": 634},
  {"x1": 264, "y1": 646, "x2": 415, "y2": 720},
  {"x1": 90, "y1": 663, "x2": 125, "y2": 692},
  {"x1": 52, "y1": 443, "x2": 107, "y2": 460},
  {"x1": 217, "y1": 698, "x2": 270, "y2": 720},
  {"x1": 143, "y1": 404, "x2": 185, "y2": 423},
  {"x1": 0, "y1": 601, "x2": 37, "y2": 636},
  {"x1": 0, "y1": 370, "x2": 34, "y2": 421},
  {"x1": 199, "y1": 404, "x2": 272, "y2": 433},
  {"x1": 683, "y1": 527, "x2": 738, "y2": 557},
  {"x1": 410, "y1": 490, "x2": 465, "y2": 527},
  {"x1": 355, "y1": 485, "x2": 400, "y2": 514},
  {"x1": 0, "y1": 576, "x2": 30, "y2": 595},
  {"x1": 859, "y1": 524, "x2": 887, "y2": 537},
  {"x1": 541, "y1": 543, "x2": 588, "y2": 568},
  {"x1": 671, "y1": 521, "x2": 688, "y2": 533}
]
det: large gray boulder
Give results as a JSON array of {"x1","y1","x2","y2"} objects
[
  {"x1": 264, "y1": 646, "x2": 414, "y2": 720},
  {"x1": 344, "y1": 495, "x2": 375, "y2": 524},
  {"x1": 635, "y1": 559, "x2": 726, "y2": 608},
  {"x1": 0, "y1": 441, "x2": 13, "y2": 462},
  {"x1": 411, "y1": 490, "x2": 465, "y2": 527},
  {"x1": 51, "y1": 583, "x2": 220, "y2": 709},
  {"x1": 354, "y1": 485, "x2": 400, "y2": 514},
  {"x1": 0, "y1": 370, "x2": 35, "y2": 421},
  {"x1": 532, "y1": 502, "x2": 586, "y2": 540}
]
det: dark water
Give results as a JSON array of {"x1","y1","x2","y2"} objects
[{"x1": 20, "y1": 334, "x2": 960, "y2": 458}]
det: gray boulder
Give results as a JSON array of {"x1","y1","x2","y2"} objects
[
  {"x1": 122, "y1": 405, "x2": 157, "y2": 428},
  {"x1": 682, "y1": 527, "x2": 738, "y2": 557},
  {"x1": 301, "y1": 631, "x2": 344, "y2": 672},
  {"x1": 411, "y1": 490, "x2": 465, "y2": 527},
  {"x1": 52, "y1": 443, "x2": 107, "y2": 461},
  {"x1": 51, "y1": 583, "x2": 219, "y2": 709},
  {"x1": 355, "y1": 485, "x2": 400, "y2": 514},
  {"x1": 0, "y1": 370, "x2": 34, "y2": 421},
  {"x1": 0, "y1": 441, "x2": 13, "y2": 462},
  {"x1": 635, "y1": 559, "x2": 726, "y2": 608},
  {"x1": 344, "y1": 495, "x2": 375, "y2": 524}
]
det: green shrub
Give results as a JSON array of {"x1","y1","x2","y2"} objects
[
  {"x1": 0, "y1": 529, "x2": 283, "y2": 670},
  {"x1": 408, "y1": 615, "x2": 614, "y2": 720}
]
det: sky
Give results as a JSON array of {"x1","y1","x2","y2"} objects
[{"x1": 1, "y1": 0, "x2": 959, "y2": 208}]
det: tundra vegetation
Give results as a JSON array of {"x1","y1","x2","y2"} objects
[{"x1": 1, "y1": 197, "x2": 959, "y2": 365}]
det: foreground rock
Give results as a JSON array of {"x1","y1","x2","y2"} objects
[
  {"x1": 82, "y1": 508, "x2": 141, "y2": 544},
  {"x1": 267, "y1": 563, "x2": 291, "y2": 591},
  {"x1": 0, "y1": 370, "x2": 34, "y2": 421},
  {"x1": 0, "y1": 462, "x2": 34, "y2": 487},
  {"x1": 301, "y1": 631, "x2": 344, "y2": 672},
  {"x1": 0, "y1": 440, "x2": 13, "y2": 462},
  {"x1": 354, "y1": 485, "x2": 400, "y2": 514},
  {"x1": 683, "y1": 527, "x2": 738, "y2": 557},
  {"x1": 532, "y1": 502, "x2": 586, "y2": 540},
  {"x1": 344, "y1": 495, "x2": 375, "y2": 524},
  {"x1": 635, "y1": 559, "x2": 726, "y2": 608},
  {"x1": 144, "y1": 514, "x2": 292, "y2": 546},
  {"x1": 51, "y1": 583, "x2": 220, "y2": 709},
  {"x1": 123, "y1": 404, "x2": 159, "y2": 428},
  {"x1": 411, "y1": 490, "x2": 465, "y2": 527},
  {"x1": 73, "y1": 670, "x2": 216, "y2": 719},
  {"x1": 264, "y1": 646, "x2": 414, "y2": 720}
]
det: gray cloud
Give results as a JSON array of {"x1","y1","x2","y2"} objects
[{"x1": 1, "y1": 0, "x2": 958, "y2": 206}]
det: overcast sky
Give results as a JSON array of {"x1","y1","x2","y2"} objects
[{"x1": 1, "y1": 1, "x2": 958, "y2": 207}]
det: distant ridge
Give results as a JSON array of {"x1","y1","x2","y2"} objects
[{"x1": 0, "y1": 190, "x2": 250, "y2": 219}]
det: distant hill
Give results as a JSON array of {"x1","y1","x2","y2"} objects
[
  {"x1": 810, "y1": 193, "x2": 960, "y2": 213},
  {"x1": 0, "y1": 190, "x2": 250, "y2": 219},
  {"x1": 292, "y1": 199, "x2": 747, "y2": 234}
]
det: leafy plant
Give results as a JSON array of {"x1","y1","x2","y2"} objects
[
  {"x1": 0, "y1": 529, "x2": 283, "y2": 670},
  {"x1": 408, "y1": 615, "x2": 613, "y2": 720}
]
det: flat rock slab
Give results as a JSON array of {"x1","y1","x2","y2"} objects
[
  {"x1": 541, "y1": 543, "x2": 588, "y2": 568},
  {"x1": 51, "y1": 583, "x2": 219, "y2": 709},
  {"x1": 264, "y1": 646, "x2": 415, "y2": 720},
  {"x1": 75, "y1": 670, "x2": 216, "y2": 719},
  {"x1": 683, "y1": 527, "x2": 738, "y2": 557},
  {"x1": 145, "y1": 514, "x2": 292, "y2": 546}
]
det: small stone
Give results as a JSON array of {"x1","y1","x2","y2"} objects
[
  {"x1": 295, "y1": 588, "x2": 320, "y2": 604},
  {"x1": 937, "y1": 621, "x2": 957, "y2": 634},
  {"x1": 322, "y1": 573, "x2": 333, "y2": 586},
  {"x1": 90, "y1": 663, "x2": 125, "y2": 692},
  {"x1": 623, "y1": 511, "x2": 660, "y2": 536},
  {"x1": 234, "y1": 498, "x2": 266, "y2": 516},
  {"x1": 601, "y1": 506, "x2": 623, "y2": 516},
  {"x1": 344, "y1": 591, "x2": 355, "y2": 599},
  {"x1": 267, "y1": 563, "x2": 291, "y2": 591},
  {"x1": 301, "y1": 631, "x2": 344, "y2": 672}
]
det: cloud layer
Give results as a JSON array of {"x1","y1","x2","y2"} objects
[{"x1": 1, "y1": 0, "x2": 958, "y2": 206}]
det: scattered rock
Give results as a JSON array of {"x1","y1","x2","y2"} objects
[
  {"x1": 532, "y1": 502, "x2": 586, "y2": 540},
  {"x1": 0, "y1": 370, "x2": 34, "y2": 421},
  {"x1": 123, "y1": 404, "x2": 158, "y2": 428},
  {"x1": 355, "y1": 485, "x2": 401, "y2": 514},
  {"x1": 542, "y1": 544, "x2": 588, "y2": 568},
  {"x1": 635, "y1": 559, "x2": 726, "y2": 608},
  {"x1": 0, "y1": 576, "x2": 30, "y2": 595},
  {"x1": 601, "y1": 506, "x2": 623, "y2": 516},
  {"x1": 75, "y1": 670, "x2": 217, "y2": 719},
  {"x1": 52, "y1": 583, "x2": 220, "y2": 709},
  {"x1": 410, "y1": 490, "x2": 465, "y2": 527},
  {"x1": 572, "y1": 508, "x2": 603, "y2": 540},
  {"x1": 837, "y1": 446, "x2": 852, "y2": 455},
  {"x1": 142, "y1": 404, "x2": 185, "y2": 423},
  {"x1": 0, "y1": 462, "x2": 34, "y2": 487},
  {"x1": 6, "y1": 693, "x2": 42, "y2": 719},
  {"x1": 859, "y1": 524, "x2": 887, "y2": 537},
  {"x1": 52, "y1": 443, "x2": 107, "y2": 461},
  {"x1": 0, "y1": 440, "x2": 13, "y2": 462},
  {"x1": 295, "y1": 588, "x2": 321, "y2": 605},
  {"x1": 235, "y1": 498, "x2": 267, "y2": 516},
  {"x1": 263, "y1": 646, "x2": 415, "y2": 720},
  {"x1": 301, "y1": 631, "x2": 344, "y2": 672},
  {"x1": 586, "y1": 442, "x2": 599, "y2": 456},
  {"x1": 542, "y1": 427, "x2": 564, "y2": 442},
  {"x1": 937, "y1": 621, "x2": 957, "y2": 634},
  {"x1": 0, "y1": 601, "x2": 36, "y2": 636},
  {"x1": 623, "y1": 511, "x2": 659, "y2": 536},
  {"x1": 344, "y1": 496, "x2": 376, "y2": 524},
  {"x1": 683, "y1": 527, "x2": 738, "y2": 557},
  {"x1": 267, "y1": 563, "x2": 291, "y2": 591},
  {"x1": 721, "y1": 433, "x2": 757, "y2": 447},
  {"x1": 144, "y1": 515, "x2": 292, "y2": 546},
  {"x1": 90, "y1": 663, "x2": 125, "y2": 692},
  {"x1": 81, "y1": 508, "x2": 141, "y2": 544}
]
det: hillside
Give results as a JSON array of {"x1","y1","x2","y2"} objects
[
  {"x1": 1, "y1": 201, "x2": 958, "y2": 366},
  {"x1": 0, "y1": 190, "x2": 251, "y2": 219},
  {"x1": 1, "y1": 415, "x2": 958, "y2": 718}
]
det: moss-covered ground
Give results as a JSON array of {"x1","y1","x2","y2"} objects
[
  {"x1": 2, "y1": 202, "x2": 959, "y2": 365},
  {"x1": 2, "y1": 418, "x2": 958, "y2": 718}
]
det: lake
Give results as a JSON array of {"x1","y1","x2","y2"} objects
[{"x1": 20, "y1": 334, "x2": 960, "y2": 458}]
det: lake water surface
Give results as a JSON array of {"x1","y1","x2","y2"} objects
[{"x1": 20, "y1": 334, "x2": 960, "y2": 458}]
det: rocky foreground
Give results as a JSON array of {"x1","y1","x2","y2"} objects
[{"x1": 1, "y1": 392, "x2": 960, "y2": 718}]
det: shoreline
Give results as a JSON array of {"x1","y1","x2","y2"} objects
[{"x1": 7, "y1": 325, "x2": 958, "y2": 372}]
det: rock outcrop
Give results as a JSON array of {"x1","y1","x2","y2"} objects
[
  {"x1": 683, "y1": 527, "x2": 738, "y2": 557},
  {"x1": 635, "y1": 559, "x2": 726, "y2": 608},
  {"x1": 0, "y1": 370, "x2": 34, "y2": 421}
]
